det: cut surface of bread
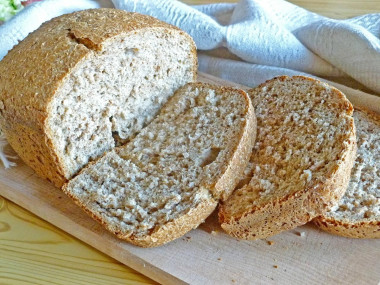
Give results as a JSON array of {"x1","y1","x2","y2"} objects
[
  {"x1": 314, "y1": 108, "x2": 380, "y2": 238},
  {"x1": 219, "y1": 76, "x2": 356, "y2": 240},
  {"x1": 0, "y1": 9, "x2": 197, "y2": 187},
  {"x1": 63, "y1": 83, "x2": 256, "y2": 247}
]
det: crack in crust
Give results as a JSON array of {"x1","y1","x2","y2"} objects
[{"x1": 66, "y1": 28, "x2": 101, "y2": 51}]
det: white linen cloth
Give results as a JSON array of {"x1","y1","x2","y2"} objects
[{"x1": 0, "y1": 0, "x2": 380, "y2": 167}]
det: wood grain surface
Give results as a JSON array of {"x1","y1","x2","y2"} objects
[
  {"x1": 0, "y1": 196, "x2": 156, "y2": 285},
  {"x1": 1, "y1": 1, "x2": 380, "y2": 284}
]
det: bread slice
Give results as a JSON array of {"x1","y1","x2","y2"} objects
[
  {"x1": 0, "y1": 9, "x2": 197, "y2": 188},
  {"x1": 314, "y1": 108, "x2": 380, "y2": 238},
  {"x1": 219, "y1": 76, "x2": 356, "y2": 240},
  {"x1": 63, "y1": 83, "x2": 256, "y2": 247}
]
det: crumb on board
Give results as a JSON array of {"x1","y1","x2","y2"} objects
[
  {"x1": 267, "y1": 240, "x2": 274, "y2": 245},
  {"x1": 211, "y1": 230, "x2": 219, "y2": 236},
  {"x1": 218, "y1": 257, "x2": 222, "y2": 261},
  {"x1": 296, "y1": 231, "x2": 306, "y2": 237},
  {"x1": 273, "y1": 265, "x2": 278, "y2": 269},
  {"x1": 232, "y1": 279, "x2": 236, "y2": 283}
]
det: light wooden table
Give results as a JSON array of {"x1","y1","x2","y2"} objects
[{"x1": 1, "y1": 1, "x2": 379, "y2": 284}]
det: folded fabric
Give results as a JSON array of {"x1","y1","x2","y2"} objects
[
  {"x1": 198, "y1": 54, "x2": 380, "y2": 114},
  {"x1": 113, "y1": 0, "x2": 380, "y2": 94},
  {"x1": 0, "y1": 0, "x2": 380, "y2": 168}
]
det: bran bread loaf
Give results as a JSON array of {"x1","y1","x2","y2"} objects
[
  {"x1": 0, "y1": 8, "x2": 197, "y2": 188},
  {"x1": 63, "y1": 83, "x2": 256, "y2": 247},
  {"x1": 219, "y1": 76, "x2": 357, "y2": 240},
  {"x1": 314, "y1": 107, "x2": 380, "y2": 238}
]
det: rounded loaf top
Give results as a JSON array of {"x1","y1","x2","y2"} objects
[
  {"x1": 0, "y1": 8, "x2": 191, "y2": 128},
  {"x1": 0, "y1": 8, "x2": 197, "y2": 187}
]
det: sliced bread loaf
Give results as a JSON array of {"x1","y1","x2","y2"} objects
[
  {"x1": 219, "y1": 76, "x2": 356, "y2": 240},
  {"x1": 0, "y1": 8, "x2": 197, "y2": 188},
  {"x1": 63, "y1": 83, "x2": 256, "y2": 247},
  {"x1": 314, "y1": 108, "x2": 380, "y2": 238}
]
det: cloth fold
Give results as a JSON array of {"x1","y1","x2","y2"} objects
[
  {"x1": 114, "y1": 0, "x2": 380, "y2": 94},
  {"x1": 0, "y1": 0, "x2": 380, "y2": 168},
  {"x1": 198, "y1": 54, "x2": 380, "y2": 114}
]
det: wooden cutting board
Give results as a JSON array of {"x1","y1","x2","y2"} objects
[{"x1": 0, "y1": 73, "x2": 379, "y2": 285}]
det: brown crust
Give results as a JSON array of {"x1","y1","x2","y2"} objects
[
  {"x1": 220, "y1": 137, "x2": 357, "y2": 239},
  {"x1": 4, "y1": 121, "x2": 66, "y2": 187},
  {"x1": 214, "y1": 88, "x2": 256, "y2": 202},
  {"x1": 180, "y1": 83, "x2": 257, "y2": 202},
  {"x1": 63, "y1": 83, "x2": 257, "y2": 247},
  {"x1": 219, "y1": 75, "x2": 357, "y2": 240},
  {"x1": 0, "y1": 8, "x2": 197, "y2": 188},
  {"x1": 63, "y1": 185, "x2": 217, "y2": 247},
  {"x1": 313, "y1": 216, "x2": 380, "y2": 239},
  {"x1": 313, "y1": 106, "x2": 380, "y2": 239},
  {"x1": 128, "y1": 196, "x2": 217, "y2": 247}
]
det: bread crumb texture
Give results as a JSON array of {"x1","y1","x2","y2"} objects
[
  {"x1": 219, "y1": 76, "x2": 356, "y2": 240},
  {"x1": 0, "y1": 9, "x2": 197, "y2": 187},
  {"x1": 314, "y1": 108, "x2": 380, "y2": 238},
  {"x1": 64, "y1": 83, "x2": 255, "y2": 247}
]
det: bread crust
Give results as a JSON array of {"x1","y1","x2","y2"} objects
[
  {"x1": 64, "y1": 185, "x2": 218, "y2": 247},
  {"x1": 63, "y1": 83, "x2": 256, "y2": 247},
  {"x1": 186, "y1": 83, "x2": 257, "y2": 202},
  {"x1": 313, "y1": 217, "x2": 380, "y2": 239},
  {"x1": 0, "y1": 8, "x2": 197, "y2": 188},
  {"x1": 220, "y1": 136, "x2": 356, "y2": 239},
  {"x1": 313, "y1": 107, "x2": 380, "y2": 239},
  {"x1": 219, "y1": 76, "x2": 357, "y2": 240}
]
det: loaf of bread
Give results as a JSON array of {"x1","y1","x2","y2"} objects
[
  {"x1": 314, "y1": 108, "x2": 380, "y2": 238},
  {"x1": 63, "y1": 83, "x2": 256, "y2": 247},
  {"x1": 219, "y1": 76, "x2": 357, "y2": 240},
  {"x1": 0, "y1": 8, "x2": 197, "y2": 188}
]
